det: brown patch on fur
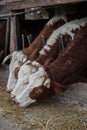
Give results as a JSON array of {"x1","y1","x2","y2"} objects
[
  {"x1": 29, "y1": 85, "x2": 54, "y2": 100},
  {"x1": 15, "y1": 67, "x2": 20, "y2": 79},
  {"x1": 48, "y1": 24, "x2": 87, "y2": 93}
]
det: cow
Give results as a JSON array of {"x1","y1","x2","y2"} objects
[
  {"x1": 22, "y1": 15, "x2": 67, "y2": 61},
  {"x1": 12, "y1": 17, "x2": 87, "y2": 107},
  {"x1": 3, "y1": 15, "x2": 67, "y2": 92},
  {"x1": 11, "y1": 23, "x2": 68, "y2": 98},
  {"x1": 47, "y1": 24, "x2": 87, "y2": 95}
]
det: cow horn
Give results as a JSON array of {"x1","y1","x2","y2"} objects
[{"x1": 2, "y1": 54, "x2": 12, "y2": 65}]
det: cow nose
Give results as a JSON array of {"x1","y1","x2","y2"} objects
[
  {"x1": 7, "y1": 89, "x2": 12, "y2": 93},
  {"x1": 15, "y1": 99, "x2": 19, "y2": 105},
  {"x1": 11, "y1": 94, "x2": 16, "y2": 98}
]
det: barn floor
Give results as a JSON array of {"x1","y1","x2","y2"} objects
[{"x1": 0, "y1": 65, "x2": 87, "y2": 130}]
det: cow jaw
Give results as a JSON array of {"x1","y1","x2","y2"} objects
[{"x1": 15, "y1": 66, "x2": 51, "y2": 107}]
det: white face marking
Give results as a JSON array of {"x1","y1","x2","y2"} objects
[
  {"x1": 43, "y1": 78, "x2": 51, "y2": 88},
  {"x1": 46, "y1": 15, "x2": 67, "y2": 26},
  {"x1": 7, "y1": 51, "x2": 27, "y2": 92},
  {"x1": 11, "y1": 61, "x2": 37, "y2": 98},
  {"x1": 15, "y1": 66, "x2": 50, "y2": 107}
]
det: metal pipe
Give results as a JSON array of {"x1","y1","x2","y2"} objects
[
  {"x1": 41, "y1": 35, "x2": 46, "y2": 47},
  {"x1": 29, "y1": 34, "x2": 32, "y2": 43},
  {"x1": 27, "y1": 35, "x2": 31, "y2": 46},
  {"x1": 59, "y1": 34, "x2": 64, "y2": 52},
  {"x1": 22, "y1": 34, "x2": 25, "y2": 48}
]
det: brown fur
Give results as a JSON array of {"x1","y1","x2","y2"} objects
[
  {"x1": 36, "y1": 34, "x2": 72, "y2": 67},
  {"x1": 29, "y1": 23, "x2": 87, "y2": 100},
  {"x1": 29, "y1": 26, "x2": 82, "y2": 100},
  {"x1": 29, "y1": 85, "x2": 54, "y2": 100},
  {"x1": 47, "y1": 24, "x2": 87, "y2": 94}
]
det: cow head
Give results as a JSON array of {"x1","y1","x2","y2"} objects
[
  {"x1": 15, "y1": 63, "x2": 52, "y2": 107},
  {"x1": 2, "y1": 51, "x2": 27, "y2": 92},
  {"x1": 11, "y1": 60, "x2": 38, "y2": 98}
]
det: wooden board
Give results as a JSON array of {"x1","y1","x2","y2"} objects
[{"x1": 1, "y1": 0, "x2": 87, "y2": 11}]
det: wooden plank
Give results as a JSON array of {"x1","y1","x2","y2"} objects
[
  {"x1": 2, "y1": 0, "x2": 87, "y2": 11},
  {"x1": 3, "y1": 0, "x2": 22, "y2": 3},
  {"x1": 10, "y1": 15, "x2": 18, "y2": 53}
]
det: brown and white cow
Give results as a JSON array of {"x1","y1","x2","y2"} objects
[
  {"x1": 3, "y1": 15, "x2": 67, "y2": 92},
  {"x1": 11, "y1": 17, "x2": 67, "y2": 97},
  {"x1": 30, "y1": 23, "x2": 87, "y2": 106},
  {"x1": 12, "y1": 17, "x2": 87, "y2": 107},
  {"x1": 22, "y1": 15, "x2": 67, "y2": 61}
]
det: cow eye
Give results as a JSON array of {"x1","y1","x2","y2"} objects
[
  {"x1": 24, "y1": 82, "x2": 29, "y2": 85},
  {"x1": 18, "y1": 61, "x2": 23, "y2": 66}
]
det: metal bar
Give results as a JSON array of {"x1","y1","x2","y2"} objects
[
  {"x1": 22, "y1": 34, "x2": 25, "y2": 48},
  {"x1": 0, "y1": 8, "x2": 43, "y2": 18},
  {"x1": 29, "y1": 34, "x2": 32, "y2": 43},
  {"x1": 27, "y1": 35, "x2": 31, "y2": 46},
  {"x1": 41, "y1": 35, "x2": 46, "y2": 47},
  {"x1": 59, "y1": 34, "x2": 64, "y2": 52},
  {"x1": 60, "y1": 34, "x2": 64, "y2": 50}
]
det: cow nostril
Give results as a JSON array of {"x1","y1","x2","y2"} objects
[
  {"x1": 17, "y1": 102, "x2": 19, "y2": 105},
  {"x1": 7, "y1": 89, "x2": 12, "y2": 93},
  {"x1": 11, "y1": 95, "x2": 16, "y2": 98}
]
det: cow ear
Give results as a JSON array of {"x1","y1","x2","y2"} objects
[
  {"x1": 52, "y1": 82, "x2": 63, "y2": 95},
  {"x1": 43, "y1": 78, "x2": 50, "y2": 88}
]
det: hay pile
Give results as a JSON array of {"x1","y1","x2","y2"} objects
[{"x1": 0, "y1": 83, "x2": 87, "y2": 130}]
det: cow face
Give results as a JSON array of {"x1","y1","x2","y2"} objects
[
  {"x1": 11, "y1": 61, "x2": 38, "y2": 98},
  {"x1": 15, "y1": 66, "x2": 51, "y2": 107},
  {"x1": 7, "y1": 51, "x2": 27, "y2": 92}
]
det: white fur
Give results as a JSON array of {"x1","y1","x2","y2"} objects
[
  {"x1": 40, "y1": 17, "x2": 87, "y2": 55},
  {"x1": 15, "y1": 66, "x2": 50, "y2": 107},
  {"x1": 47, "y1": 17, "x2": 87, "y2": 45},
  {"x1": 42, "y1": 45, "x2": 51, "y2": 52},
  {"x1": 39, "y1": 49, "x2": 46, "y2": 55},
  {"x1": 32, "y1": 61, "x2": 41, "y2": 67},
  {"x1": 11, "y1": 61, "x2": 37, "y2": 98},
  {"x1": 47, "y1": 15, "x2": 67, "y2": 26},
  {"x1": 7, "y1": 51, "x2": 27, "y2": 92},
  {"x1": 39, "y1": 15, "x2": 67, "y2": 55},
  {"x1": 43, "y1": 78, "x2": 51, "y2": 88}
]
